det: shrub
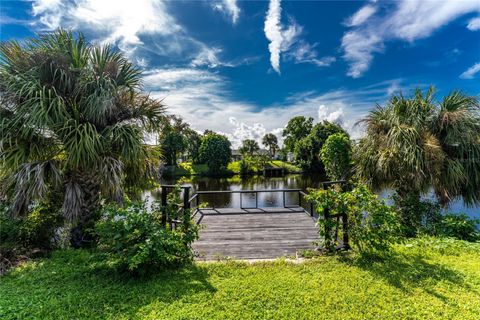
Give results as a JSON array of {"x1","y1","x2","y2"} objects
[
  {"x1": 306, "y1": 184, "x2": 401, "y2": 253},
  {"x1": 95, "y1": 199, "x2": 198, "y2": 274},
  {"x1": 439, "y1": 213, "x2": 479, "y2": 242},
  {"x1": 320, "y1": 133, "x2": 352, "y2": 181},
  {"x1": 0, "y1": 202, "x2": 63, "y2": 251}
]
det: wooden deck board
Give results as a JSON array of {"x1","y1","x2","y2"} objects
[{"x1": 193, "y1": 207, "x2": 319, "y2": 260}]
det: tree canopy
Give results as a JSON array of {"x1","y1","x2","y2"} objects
[
  {"x1": 239, "y1": 139, "x2": 260, "y2": 156},
  {"x1": 282, "y1": 116, "x2": 313, "y2": 153},
  {"x1": 0, "y1": 30, "x2": 165, "y2": 246},
  {"x1": 199, "y1": 133, "x2": 232, "y2": 173},
  {"x1": 320, "y1": 133, "x2": 352, "y2": 181},
  {"x1": 355, "y1": 87, "x2": 480, "y2": 207},
  {"x1": 262, "y1": 133, "x2": 279, "y2": 157}
]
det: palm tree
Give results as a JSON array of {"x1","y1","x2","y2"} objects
[
  {"x1": 0, "y1": 30, "x2": 165, "y2": 247},
  {"x1": 262, "y1": 133, "x2": 279, "y2": 158},
  {"x1": 239, "y1": 139, "x2": 260, "y2": 156},
  {"x1": 356, "y1": 87, "x2": 480, "y2": 228}
]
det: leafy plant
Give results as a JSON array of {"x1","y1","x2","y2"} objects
[
  {"x1": 439, "y1": 213, "x2": 479, "y2": 242},
  {"x1": 95, "y1": 199, "x2": 198, "y2": 274},
  {"x1": 320, "y1": 133, "x2": 352, "y2": 181},
  {"x1": 262, "y1": 133, "x2": 279, "y2": 158},
  {"x1": 307, "y1": 184, "x2": 401, "y2": 253}
]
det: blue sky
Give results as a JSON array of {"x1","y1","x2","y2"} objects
[{"x1": 1, "y1": 0, "x2": 480, "y2": 146}]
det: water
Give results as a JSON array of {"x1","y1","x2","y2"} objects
[{"x1": 143, "y1": 174, "x2": 480, "y2": 220}]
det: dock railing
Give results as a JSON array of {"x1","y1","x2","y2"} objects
[{"x1": 160, "y1": 180, "x2": 349, "y2": 250}]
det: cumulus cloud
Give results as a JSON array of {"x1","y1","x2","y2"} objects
[
  {"x1": 143, "y1": 68, "x2": 403, "y2": 147},
  {"x1": 467, "y1": 17, "x2": 480, "y2": 31},
  {"x1": 459, "y1": 62, "x2": 480, "y2": 79},
  {"x1": 342, "y1": 0, "x2": 480, "y2": 78},
  {"x1": 212, "y1": 0, "x2": 240, "y2": 24},
  {"x1": 30, "y1": 0, "x2": 227, "y2": 67},
  {"x1": 264, "y1": 0, "x2": 334, "y2": 74}
]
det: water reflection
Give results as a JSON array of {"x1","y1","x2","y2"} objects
[{"x1": 142, "y1": 174, "x2": 479, "y2": 220}]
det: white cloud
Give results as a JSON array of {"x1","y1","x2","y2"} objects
[
  {"x1": 30, "y1": 0, "x2": 226, "y2": 67},
  {"x1": 345, "y1": 5, "x2": 377, "y2": 27},
  {"x1": 212, "y1": 0, "x2": 241, "y2": 24},
  {"x1": 264, "y1": 0, "x2": 283, "y2": 73},
  {"x1": 264, "y1": 0, "x2": 335, "y2": 74},
  {"x1": 143, "y1": 68, "x2": 402, "y2": 147},
  {"x1": 342, "y1": 0, "x2": 480, "y2": 78},
  {"x1": 460, "y1": 62, "x2": 480, "y2": 79},
  {"x1": 467, "y1": 17, "x2": 480, "y2": 31}
]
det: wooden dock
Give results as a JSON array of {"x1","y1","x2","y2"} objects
[{"x1": 193, "y1": 207, "x2": 319, "y2": 260}]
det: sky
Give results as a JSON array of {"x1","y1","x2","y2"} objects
[{"x1": 1, "y1": 0, "x2": 480, "y2": 147}]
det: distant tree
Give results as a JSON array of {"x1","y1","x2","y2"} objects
[
  {"x1": 159, "y1": 116, "x2": 188, "y2": 166},
  {"x1": 199, "y1": 133, "x2": 232, "y2": 173},
  {"x1": 282, "y1": 116, "x2": 313, "y2": 152},
  {"x1": 262, "y1": 133, "x2": 279, "y2": 158},
  {"x1": 320, "y1": 133, "x2": 352, "y2": 181},
  {"x1": 239, "y1": 139, "x2": 260, "y2": 156},
  {"x1": 184, "y1": 129, "x2": 202, "y2": 164},
  {"x1": 294, "y1": 121, "x2": 348, "y2": 171}
]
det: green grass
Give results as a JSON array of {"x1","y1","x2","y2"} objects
[{"x1": 1, "y1": 238, "x2": 479, "y2": 319}]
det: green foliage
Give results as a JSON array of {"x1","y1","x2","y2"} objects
[
  {"x1": 356, "y1": 87, "x2": 480, "y2": 207},
  {"x1": 320, "y1": 133, "x2": 352, "y2": 180},
  {"x1": 2, "y1": 239, "x2": 480, "y2": 319},
  {"x1": 307, "y1": 184, "x2": 401, "y2": 253},
  {"x1": 294, "y1": 121, "x2": 348, "y2": 171},
  {"x1": 262, "y1": 133, "x2": 279, "y2": 157},
  {"x1": 282, "y1": 116, "x2": 313, "y2": 152},
  {"x1": 239, "y1": 139, "x2": 260, "y2": 156},
  {"x1": 160, "y1": 131, "x2": 186, "y2": 166},
  {"x1": 184, "y1": 128, "x2": 203, "y2": 164},
  {"x1": 199, "y1": 133, "x2": 232, "y2": 173},
  {"x1": 438, "y1": 213, "x2": 479, "y2": 242},
  {"x1": 0, "y1": 202, "x2": 63, "y2": 252},
  {"x1": 0, "y1": 30, "x2": 165, "y2": 245},
  {"x1": 95, "y1": 199, "x2": 198, "y2": 274}
]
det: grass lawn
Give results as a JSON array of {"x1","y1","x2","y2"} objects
[{"x1": 1, "y1": 238, "x2": 479, "y2": 319}]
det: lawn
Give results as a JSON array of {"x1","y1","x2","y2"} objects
[{"x1": 1, "y1": 238, "x2": 479, "y2": 319}]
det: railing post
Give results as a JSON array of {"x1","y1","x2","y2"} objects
[
  {"x1": 240, "y1": 192, "x2": 243, "y2": 209},
  {"x1": 342, "y1": 213, "x2": 350, "y2": 250},
  {"x1": 213, "y1": 193, "x2": 216, "y2": 209},
  {"x1": 196, "y1": 193, "x2": 199, "y2": 208},
  {"x1": 299, "y1": 191, "x2": 302, "y2": 208},
  {"x1": 282, "y1": 191, "x2": 286, "y2": 208},
  {"x1": 161, "y1": 186, "x2": 167, "y2": 226},
  {"x1": 255, "y1": 191, "x2": 258, "y2": 209},
  {"x1": 310, "y1": 201, "x2": 314, "y2": 217},
  {"x1": 184, "y1": 187, "x2": 190, "y2": 210}
]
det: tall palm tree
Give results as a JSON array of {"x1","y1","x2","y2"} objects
[
  {"x1": 262, "y1": 133, "x2": 279, "y2": 158},
  {"x1": 356, "y1": 87, "x2": 480, "y2": 224},
  {"x1": 0, "y1": 30, "x2": 165, "y2": 247},
  {"x1": 239, "y1": 139, "x2": 260, "y2": 156}
]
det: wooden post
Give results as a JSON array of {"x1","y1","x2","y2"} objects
[
  {"x1": 184, "y1": 187, "x2": 190, "y2": 210},
  {"x1": 342, "y1": 213, "x2": 350, "y2": 250},
  {"x1": 161, "y1": 186, "x2": 167, "y2": 226}
]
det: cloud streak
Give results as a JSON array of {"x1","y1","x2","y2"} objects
[
  {"x1": 342, "y1": 0, "x2": 480, "y2": 78},
  {"x1": 264, "y1": 0, "x2": 334, "y2": 74},
  {"x1": 460, "y1": 62, "x2": 480, "y2": 79}
]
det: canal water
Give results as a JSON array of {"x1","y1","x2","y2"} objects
[{"x1": 143, "y1": 174, "x2": 480, "y2": 221}]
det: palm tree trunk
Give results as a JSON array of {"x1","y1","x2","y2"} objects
[{"x1": 70, "y1": 171, "x2": 101, "y2": 248}]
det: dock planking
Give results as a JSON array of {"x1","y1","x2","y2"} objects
[{"x1": 193, "y1": 207, "x2": 319, "y2": 260}]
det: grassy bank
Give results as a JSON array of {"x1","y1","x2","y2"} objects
[
  {"x1": 1, "y1": 238, "x2": 479, "y2": 319},
  {"x1": 162, "y1": 161, "x2": 302, "y2": 177}
]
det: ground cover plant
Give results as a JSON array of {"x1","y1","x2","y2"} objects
[{"x1": 1, "y1": 238, "x2": 479, "y2": 320}]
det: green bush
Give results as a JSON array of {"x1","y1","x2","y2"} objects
[
  {"x1": 306, "y1": 184, "x2": 401, "y2": 253},
  {"x1": 95, "y1": 200, "x2": 198, "y2": 274},
  {"x1": 320, "y1": 133, "x2": 352, "y2": 181},
  {"x1": 0, "y1": 202, "x2": 63, "y2": 252},
  {"x1": 199, "y1": 133, "x2": 232, "y2": 173},
  {"x1": 439, "y1": 213, "x2": 479, "y2": 242}
]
